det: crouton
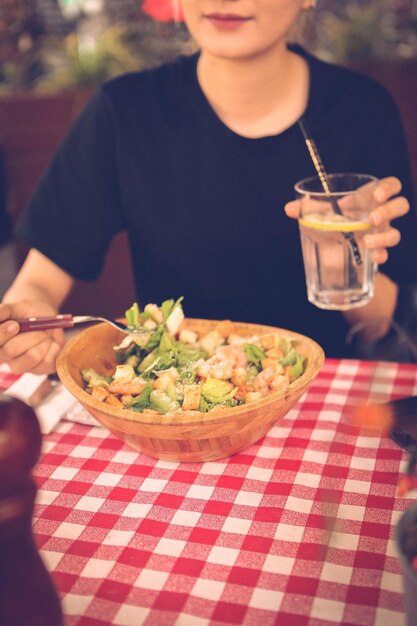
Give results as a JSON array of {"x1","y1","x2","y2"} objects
[
  {"x1": 260, "y1": 334, "x2": 279, "y2": 350},
  {"x1": 91, "y1": 386, "x2": 109, "y2": 402},
  {"x1": 144, "y1": 303, "x2": 163, "y2": 323},
  {"x1": 261, "y1": 357, "x2": 277, "y2": 371},
  {"x1": 153, "y1": 370, "x2": 178, "y2": 390},
  {"x1": 245, "y1": 391, "x2": 263, "y2": 404},
  {"x1": 105, "y1": 394, "x2": 124, "y2": 408},
  {"x1": 200, "y1": 330, "x2": 224, "y2": 355},
  {"x1": 266, "y1": 347, "x2": 284, "y2": 359},
  {"x1": 179, "y1": 329, "x2": 199, "y2": 344},
  {"x1": 215, "y1": 319, "x2": 236, "y2": 338},
  {"x1": 182, "y1": 385, "x2": 202, "y2": 410}
]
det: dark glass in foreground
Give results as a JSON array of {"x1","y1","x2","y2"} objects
[{"x1": 0, "y1": 395, "x2": 63, "y2": 626}]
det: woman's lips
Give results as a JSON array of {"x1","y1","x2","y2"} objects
[{"x1": 205, "y1": 13, "x2": 252, "y2": 30}]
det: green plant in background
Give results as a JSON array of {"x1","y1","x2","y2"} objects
[
  {"x1": 35, "y1": 25, "x2": 146, "y2": 91},
  {"x1": 37, "y1": 0, "x2": 196, "y2": 91},
  {"x1": 313, "y1": 2, "x2": 389, "y2": 63},
  {"x1": 0, "y1": 0, "x2": 192, "y2": 92},
  {"x1": 308, "y1": 0, "x2": 417, "y2": 65},
  {"x1": 35, "y1": 20, "x2": 193, "y2": 91},
  {"x1": 0, "y1": 0, "x2": 41, "y2": 91},
  {"x1": 1, "y1": 0, "x2": 416, "y2": 93}
]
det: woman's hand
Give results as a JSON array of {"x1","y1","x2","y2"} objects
[
  {"x1": 285, "y1": 176, "x2": 409, "y2": 264},
  {"x1": 0, "y1": 301, "x2": 66, "y2": 375}
]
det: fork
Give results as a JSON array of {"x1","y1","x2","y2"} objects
[{"x1": 13, "y1": 314, "x2": 148, "y2": 335}]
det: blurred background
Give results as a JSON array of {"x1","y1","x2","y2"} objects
[{"x1": 0, "y1": 0, "x2": 416, "y2": 315}]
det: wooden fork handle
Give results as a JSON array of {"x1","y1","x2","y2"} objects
[{"x1": 15, "y1": 314, "x2": 74, "y2": 332}]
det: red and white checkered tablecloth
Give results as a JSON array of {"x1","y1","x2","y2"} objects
[{"x1": 3, "y1": 358, "x2": 417, "y2": 626}]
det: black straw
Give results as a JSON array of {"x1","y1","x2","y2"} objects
[{"x1": 298, "y1": 118, "x2": 362, "y2": 266}]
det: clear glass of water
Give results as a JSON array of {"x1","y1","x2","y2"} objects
[{"x1": 295, "y1": 173, "x2": 379, "y2": 310}]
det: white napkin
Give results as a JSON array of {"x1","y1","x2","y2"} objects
[
  {"x1": 64, "y1": 400, "x2": 100, "y2": 427},
  {"x1": 4, "y1": 373, "x2": 100, "y2": 433}
]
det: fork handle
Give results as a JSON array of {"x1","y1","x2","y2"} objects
[{"x1": 15, "y1": 314, "x2": 74, "y2": 332}]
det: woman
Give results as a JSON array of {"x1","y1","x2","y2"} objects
[{"x1": 0, "y1": 0, "x2": 414, "y2": 374}]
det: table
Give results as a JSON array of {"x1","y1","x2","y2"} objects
[{"x1": 2, "y1": 358, "x2": 417, "y2": 626}]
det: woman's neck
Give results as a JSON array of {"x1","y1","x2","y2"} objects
[{"x1": 197, "y1": 44, "x2": 309, "y2": 138}]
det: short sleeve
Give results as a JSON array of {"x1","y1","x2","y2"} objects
[{"x1": 15, "y1": 88, "x2": 125, "y2": 281}]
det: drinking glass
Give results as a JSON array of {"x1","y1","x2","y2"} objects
[{"x1": 295, "y1": 173, "x2": 379, "y2": 310}]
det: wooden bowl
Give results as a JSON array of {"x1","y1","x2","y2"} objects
[{"x1": 56, "y1": 319, "x2": 325, "y2": 462}]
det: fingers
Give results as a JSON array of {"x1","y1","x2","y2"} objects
[
  {"x1": 0, "y1": 300, "x2": 65, "y2": 374},
  {"x1": 288, "y1": 184, "x2": 409, "y2": 226},
  {"x1": 0, "y1": 312, "x2": 20, "y2": 350},
  {"x1": 0, "y1": 326, "x2": 65, "y2": 375},
  {"x1": 370, "y1": 248, "x2": 389, "y2": 265},
  {"x1": 365, "y1": 183, "x2": 409, "y2": 264},
  {"x1": 284, "y1": 200, "x2": 301, "y2": 219},
  {"x1": 287, "y1": 176, "x2": 408, "y2": 268},
  {"x1": 365, "y1": 224, "x2": 401, "y2": 248},
  {"x1": 0, "y1": 320, "x2": 19, "y2": 344},
  {"x1": 365, "y1": 224, "x2": 401, "y2": 265},
  {"x1": 0, "y1": 331, "x2": 47, "y2": 372},
  {"x1": 0, "y1": 300, "x2": 34, "y2": 345},
  {"x1": 25, "y1": 338, "x2": 64, "y2": 375},
  {"x1": 373, "y1": 176, "x2": 402, "y2": 203},
  {"x1": 0, "y1": 303, "x2": 19, "y2": 339},
  {"x1": 2, "y1": 337, "x2": 60, "y2": 375},
  {"x1": 370, "y1": 195, "x2": 410, "y2": 227}
]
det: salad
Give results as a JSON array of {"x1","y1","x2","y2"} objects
[{"x1": 81, "y1": 298, "x2": 306, "y2": 415}]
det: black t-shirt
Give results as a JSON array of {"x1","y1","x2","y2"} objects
[{"x1": 15, "y1": 46, "x2": 417, "y2": 357}]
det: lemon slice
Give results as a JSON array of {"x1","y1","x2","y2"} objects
[{"x1": 299, "y1": 217, "x2": 370, "y2": 232}]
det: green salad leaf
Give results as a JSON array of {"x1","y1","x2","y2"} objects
[
  {"x1": 127, "y1": 382, "x2": 153, "y2": 412},
  {"x1": 244, "y1": 343, "x2": 266, "y2": 370},
  {"x1": 125, "y1": 302, "x2": 141, "y2": 330}
]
